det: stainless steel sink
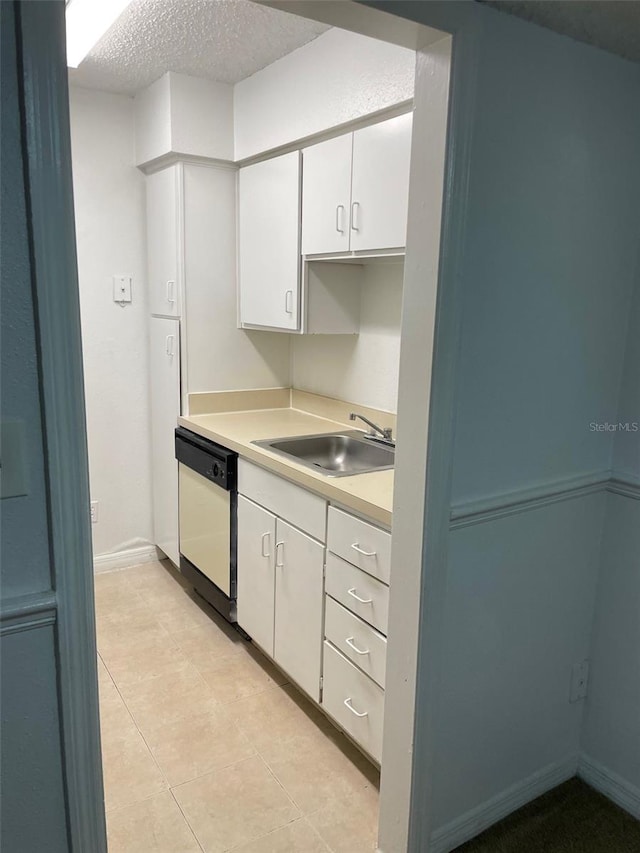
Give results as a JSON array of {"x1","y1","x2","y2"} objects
[{"x1": 252, "y1": 431, "x2": 394, "y2": 477}]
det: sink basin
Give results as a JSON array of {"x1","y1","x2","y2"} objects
[{"x1": 252, "y1": 431, "x2": 394, "y2": 477}]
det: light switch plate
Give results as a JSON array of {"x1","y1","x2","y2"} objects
[
  {"x1": 113, "y1": 275, "x2": 132, "y2": 304},
  {"x1": 1, "y1": 420, "x2": 29, "y2": 498}
]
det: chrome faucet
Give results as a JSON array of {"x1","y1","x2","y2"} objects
[{"x1": 349, "y1": 412, "x2": 394, "y2": 446}]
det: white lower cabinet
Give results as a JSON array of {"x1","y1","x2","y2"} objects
[
  {"x1": 322, "y1": 641, "x2": 385, "y2": 763},
  {"x1": 237, "y1": 461, "x2": 327, "y2": 701},
  {"x1": 237, "y1": 460, "x2": 391, "y2": 763},
  {"x1": 236, "y1": 496, "x2": 276, "y2": 657},
  {"x1": 274, "y1": 519, "x2": 324, "y2": 701},
  {"x1": 324, "y1": 596, "x2": 387, "y2": 689}
]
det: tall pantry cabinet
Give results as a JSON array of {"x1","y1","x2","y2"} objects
[{"x1": 147, "y1": 161, "x2": 237, "y2": 566}]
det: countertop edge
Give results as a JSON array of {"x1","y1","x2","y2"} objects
[{"x1": 177, "y1": 413, "x2": 393, "y2": 529}]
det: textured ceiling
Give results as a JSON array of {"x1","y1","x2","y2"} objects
[
  {"x1": 68, "y1": 0, "x2": 330, "y2": 95},
  {"x1": 481, "y1": 1, "x2": 640, "y2": 63}
]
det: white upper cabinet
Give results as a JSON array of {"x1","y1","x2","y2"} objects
[
  {"x1": 301, "y1": 113, "x2": 413, "y2": 256},
  {"x1": 350, "y1": 112, "x2": 413, "y2": 252},
  {"x1": 238, "y1": 151, "x2": 301, "y2": 331},
  {"x1": 147, "y1": 166, "x2": 181, "y2": 317},
  {"x1": 302, "y1": 133, "x2": 352, "y2": 256}
]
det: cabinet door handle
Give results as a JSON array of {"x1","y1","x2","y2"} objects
[
  {"x1": 345, "y1": 637, "x2": 369, "y2": 655},
  {"x1": 336, "y1": 204, "x2": 345, "y2": 234},
  {"x1": 351, "y1": 201, "x2": 360, "y2": 231},
  {"x1": 344, "y1": 697, "x2": 368, "y2": 718},
  {"x1": 261, "y1": 532, "x2": 270, "y2": 558},
  {"x1": 351, "y1": 542, "x2": 376, "y2": 557},
  {"x1": 285, "y1": 290, "x2": 294, "y2": 314},
  {"x1": 347, "y1": 587, "x2": 372, "y2": 605},
  {"x1": 166, "y1": 280, "x2": 176, "y2": 304},
  {"x1": 165, "y1": 335, "x2": 174, "y2": 357},
  {"x1": 275, "y1": 541, "x2": 284, "y2": 568}
]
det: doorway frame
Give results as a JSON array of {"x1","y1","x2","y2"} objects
[{"x1": 18, "y1": 1, "x2": 480, "y2": 851}]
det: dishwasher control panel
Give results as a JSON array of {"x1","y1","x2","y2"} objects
[{"x1": 175, "y1": 427, "x2": 237, "y2": 491}]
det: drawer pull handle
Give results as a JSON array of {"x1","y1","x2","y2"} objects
[
  {"x1": 345, "y1": 637, "x2": 369, "y2": 655},
  {"x1": 351, "y1": 543, "x2": 376, "y2": 558},
  {"x1": 261, "y1": 532, "x2": 270, "y2": 558},
  {"x1": 275, "y1": 541, "x2": 284, "y2": 568},
  {"x1": 344, "y1": 697, "x2": 368, "y2": 718},
  {"x1": 347, "y1": 588, "x2": 372, "y2": 605}
]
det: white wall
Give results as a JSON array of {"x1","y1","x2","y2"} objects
[
  {"x1": 134, "y1": 72, "x2": 234, "y2": 167},
  {"x1": 70, "y1": 86, "x2": 153, "y2": 558},
  {"x1": 182, "y1": 163, "x2": 291, "y2": 393},
  {"x1": 292, "y1": 263, "x2": 403, "y2": 412},
  {"x1": 234, "y1": 28, "x2": 415, "y2": 160}
]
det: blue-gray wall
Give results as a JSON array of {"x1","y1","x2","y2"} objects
[
  {"x1": 1, "y1": 2, "x2": 70, "y2": 850},
  {"x1": 371, "y1": 1, "x2": 640, "y2": 847},
  {"x1": 582, "y1": 267, "x2": 640, "y2": 797}
]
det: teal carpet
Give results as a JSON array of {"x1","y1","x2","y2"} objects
[{"x1": 454, "y1": 778, "x2": 640, "y2": 852}]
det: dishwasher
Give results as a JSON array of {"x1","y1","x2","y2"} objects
[{"x1": 175, "y1": 427, "x2": 238, "y2": 622}]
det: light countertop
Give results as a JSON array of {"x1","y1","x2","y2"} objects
[{"x1": 178, "y1": 407, "x2": 394, "y2": 528}]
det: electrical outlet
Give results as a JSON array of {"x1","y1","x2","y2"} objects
[
  {"x1": 569, "y1": 660, "x2": 589, "y2": 703},
  {"x1": 90, "y1": 501, "x2": 99, "y2": 524}
]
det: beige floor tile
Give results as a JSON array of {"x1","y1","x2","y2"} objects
[
  {"x1": 145, "y1": 707, "x2": 255, "y2": 787},
  {"x1": 100, "y1": 629, "x2": 190, "y2": 687},
  {"x1": 232, "y1": 818, "x2": 330, "y2": 853},
  {"x1": 98, "y1": 678, "x2": 137, "y2": 743},
  {"x1": 94, "y1": 571, "x2": 140, "y2": 611},
  {"x1": 97, "y1": 654, "x2": 112, "y2": 687},
  {"x1": 125, "y1": 559, "x2": 190, "y2": 591},
  {"x1": 102, "y1": 727, "x2": 167, "y2": 812},
  {"x1": 106, "y1": 791, "x2": 200, "y2": 853},
  {"x1": 154, "y1": 592, "x2": 223, "y2": 634},
  {"x1": 96, "y1": 608, "x2": 167, "y2": 656},
  {"x1": 173, "y1": 755, "x2": 300, "y2": 853},
  {"x1": 262, "y1": 728, "x2": 378, "y2": 815},
  {"x1": 307, "y1": 786, "x2": 379, "y2": 853},
  {"x1": 172, "y1": 620, "x2": 245, "y2": 670},
  {"x1": 118, "y1": 663, "x2": 219, "y2": 736},
  {"x1": 197, "y1": 647, "x2": 285, "y2": 705},
  {"x1": 230, "y1": 684, "x2": 334, "y2": 755}
]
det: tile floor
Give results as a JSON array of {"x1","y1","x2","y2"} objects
[{"x1": 96, "y1": 560, "x2": 380, "y2": 852}]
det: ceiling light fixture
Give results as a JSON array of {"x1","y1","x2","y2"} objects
[{"x1": 65, "y1": 0, "x2": 133, "y2": 68}]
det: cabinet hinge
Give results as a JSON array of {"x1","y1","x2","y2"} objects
[{"x1": 319, "y1": 675, "x2": 324, "y2": 699}]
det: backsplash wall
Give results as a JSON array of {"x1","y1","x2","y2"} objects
[{"x1": 292, "y1": 262, "x2": 403, "y2": 413}]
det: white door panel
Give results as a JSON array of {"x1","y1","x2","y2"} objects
[
  {"x1": 302, "y1": 134, "x2": 353, "y2": 255},
  {"x1": 274, "y1": 519, "x2": 324, "y2": 701},
  {"x1": 350, "y1": 113, "x2": 413, "y2": 252},
  {"x1": 147, "y1": 166, "x2": 181, "y2": 318},
  {"x1": 149, "y1": 317, "x2": 180, "y2": 565},
  {"x1": 237, "y1": 496, "x2": 276, "y2": 656},
  {"x1": 238, "y1": 151, "x2": 301, "y2": 330}
]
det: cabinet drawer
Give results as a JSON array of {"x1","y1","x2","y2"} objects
[
  {"x1": 325, "y1": 597, "x2": 387, "y2": 688},
  {"x1": 238, "y1": 460, "x2": 326, "y2": 542},
  {"x1": 322, "y1": 641, "x2": 385, "y2": 763},
  {"x1": 325, "y1": 553, "x2": 389, "y2": 635},
  {"x1": 327, "y1": 506, "x2": 391, "y2": 583}
]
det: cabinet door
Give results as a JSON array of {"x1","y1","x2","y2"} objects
[
  {"x1": 149, "y1": 317, "x2": 180, "y2": 565},
  {"x1": 147, "y1": 166, "x2": 181, "y2": 317},
  {"x1": 274, "y1": 519, "x2": 324, "y2": 701},
  {"x1": 302, "y1": 134, "x2": 352, "y2": 255},
  {"x1": 238, "y1": 151, "x2": 301, "y2": 331},
  {"x1": 237, "y1": 496, "x2": 276, "y2": 657},
  {"x1": 350, "y1": 113, "x2": 413, "y2": 252}
]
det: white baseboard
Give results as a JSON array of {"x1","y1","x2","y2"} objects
[
  {"x1": 93, "y1": 545, "x2": 161, "y2": 573},
  {"x1": 429, "y1": 756, "x2": 578, "y2": 853},
  {"x1": 578, "y1": 754, "x2": 640, "y2": 819}
]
